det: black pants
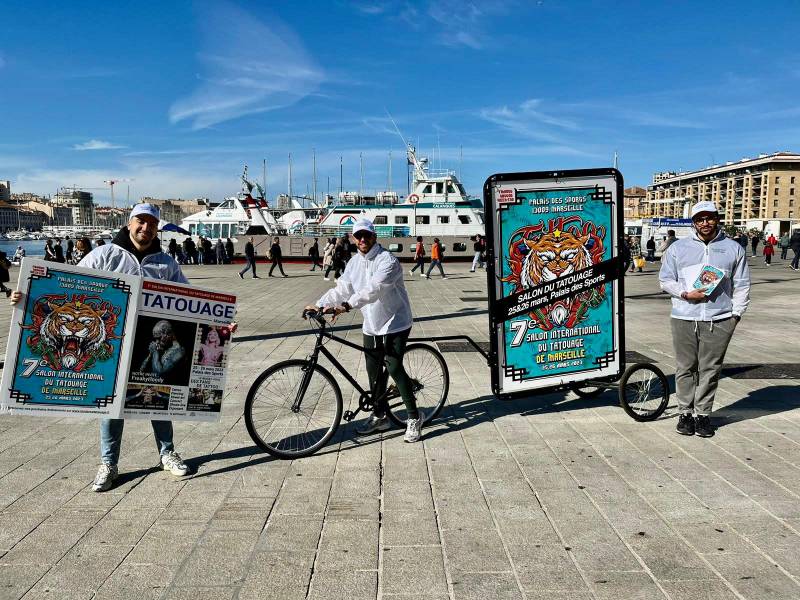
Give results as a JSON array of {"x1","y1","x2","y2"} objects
[
  {"x1": 792, "y1": 249, "x2": 800, "y2": 269},
  {"x1": 269, "y1": 259, "x2": 286, "y2": 276},
  {"x1": 324, "y1": 262, "x2": 342, "y2": 279},
  {"x1": 309, "y1": 256, "x2": 322, "y2": 270},
  {"x1": 364, "y1": 328, "x2": 418, "y2": 420},
  {"x1": 765, "y1": 254, "x2": 772, "y2": 264},
  {"x1": 410, "y1": 258, "x2": 425, "y2": 273},
  {"x1": 781, "y1": 246, "x2": 788, "y2": 259}
]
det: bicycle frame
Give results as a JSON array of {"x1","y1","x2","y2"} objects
[{"x1": 301, "y1": 318, "x2": 396, "y2": 422}]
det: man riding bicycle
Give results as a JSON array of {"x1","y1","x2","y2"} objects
[{"x1": 304, "y1": 218, "x2": 424, "y2": 442}]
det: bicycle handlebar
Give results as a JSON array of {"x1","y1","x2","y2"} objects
[{"x1": 302, "y1": 308, "x2": 329, "y2": 327}]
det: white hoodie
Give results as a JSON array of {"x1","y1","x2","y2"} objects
[{"x1": 317, "y1": 244, "x2": 412, "y2": 336}]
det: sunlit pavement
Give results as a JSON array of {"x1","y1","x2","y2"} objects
[{"x1": 1, "y1": 256, "x2": 799, "y2": 599}]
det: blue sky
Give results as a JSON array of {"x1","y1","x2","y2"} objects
[{"x1": 2, "y1": 0, "x2": 800, "y2": 205}]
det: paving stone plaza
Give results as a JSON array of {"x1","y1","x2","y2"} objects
[{"x1": 0, "y1": 255, "x2": 799, "y2": 600}]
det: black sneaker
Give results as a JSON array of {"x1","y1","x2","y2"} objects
[
  {"x1": 676, "y1": 413, "x2": 695, "y2": 436},
  {"x1": 695, "y1": 415, "x2": 715, "y2": 438}
]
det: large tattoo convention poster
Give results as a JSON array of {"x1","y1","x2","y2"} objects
[
  {"x1": 484, "y1": 169, "x2": 624, "y2": 397},
  {"x1": 1, "y1": 259, "x2": 237, "y2": 422},
  {"x1": 0, "y1": 260, "x2": 139, "y2": 417}
]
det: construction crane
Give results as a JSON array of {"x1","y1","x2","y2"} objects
[{"x1": 103, "y1": 178, "x2": 134, "y2": 211}]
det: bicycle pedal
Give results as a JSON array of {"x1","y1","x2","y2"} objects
[{"x1": 343, "y1": 410, "x2": 355, "y2": 422}]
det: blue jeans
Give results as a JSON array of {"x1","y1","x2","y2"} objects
[
  {"x1": 100, "y1": 418, "x2": 174, "y2": 465},
  {"x1": 426, "y1": 260, "x2": 445, "y2": 277}
]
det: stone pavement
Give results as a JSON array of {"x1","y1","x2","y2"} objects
[{"x1": 1, "y1": 254, "x2": 799, "y2": 599}]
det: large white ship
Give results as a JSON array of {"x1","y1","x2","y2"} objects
[{"x1": 175, "y1": 144, "x2": 485, "y2": 262}]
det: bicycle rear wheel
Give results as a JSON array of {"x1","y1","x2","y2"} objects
[
  {"x1": 619, "y1": 363, "x2": 669, "y2": 422},
  {"x1": 245, "y1": 360, "x2": 342, "y2": 459},
  {"x1": 386, "y1": 343, "x2": 449, "y2": 427}
]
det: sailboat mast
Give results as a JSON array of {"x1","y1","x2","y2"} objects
[
  {"x1": 263, "y1": 158, "x2": 267, "y2": 201},
  {"x1": 312, "y1": 148, "x2": 317, "y2": 204},
  {"x1": 288, "y1": 153, "x2": 293, "y2": 199},
  {"x1": 388, "y1": 150, "x2": 392, "y2": 193},
  {"x1": 359, "y1": 152, "x2": 364, "y2": 197}
]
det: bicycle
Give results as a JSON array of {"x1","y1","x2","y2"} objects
[{"x1": 244, "y1": 309, "x2": 450, "y2": 459}]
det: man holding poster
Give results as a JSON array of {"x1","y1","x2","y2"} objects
[
  {"x1": 11, "y1": 203, "x2": 204, "y2": 492},
  {"x1": 659, "y1": 201, "x2": 750, "y2": 438}
]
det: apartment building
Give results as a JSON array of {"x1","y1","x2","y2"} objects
[{"x1": 646, "y1": 152, "x2": 800, "y2": 232}]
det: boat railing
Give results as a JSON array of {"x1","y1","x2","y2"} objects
[{"x1": 296, "y1": 224, "x2": 412, "y2": 238}]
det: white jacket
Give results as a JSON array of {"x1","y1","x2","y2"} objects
[
  {"x1": 79, "y1": 241, "x2": 188, "y2": 283},
  {"x1": 317, "y1": 244, "x2": 412, "y2": 335}
]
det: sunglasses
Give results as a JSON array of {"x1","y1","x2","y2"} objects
[
  {"x1": 353, "y1": 231, "x2": 373, "y2": 240},
  {"x1": 693, "y1": 215, "x2": 718, "y2": 224}
]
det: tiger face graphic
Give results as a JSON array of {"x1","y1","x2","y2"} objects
[
  {"x1": 520, "y1": 230, "x2": 592, "y2": 288},
  {"x1": 25, "y1": 295, "x2": 120, "y2": 372}
]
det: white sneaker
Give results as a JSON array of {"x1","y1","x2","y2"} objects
[
  {"x1": 442, "y1": 276, "x2": 448, "y2": 279},
  {"x1": 323, "y1": 277, "x2": 330, "y2": 281},
  {"x1": 420, "y1": 272, "x2": 426, "y2": 277},
  {"x1": 404, "y1": 413, "x2": 424, "y2": 443},
  {"x1": 409, "y1": 270, "x2": 414, "y2": 275},
  {"x1": 161, "y1": 451, "x2": 189, "y2": 476},
  {"x1": 92, "y1": 463, "x2": 118, "y2": 492}
]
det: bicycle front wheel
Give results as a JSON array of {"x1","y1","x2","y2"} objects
[
  {"x1": 245, "y1": 360, "x2": 343, "y2": 459},
  {"x1": 619, "y1": 362, "x2": 669, "y2": 422},
  {"x1": 386, "y1": 343, "x2": 449, "y2": 427}
]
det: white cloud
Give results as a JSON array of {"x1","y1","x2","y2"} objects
[
  {"x1": 480, "y1": 99, "x2": 580, "y2": 143},
  {"x1": 170, "y1": 2, "x2": 324, "y2": 130},
  {"x1": 73, "y1": 139, "x2": 126, "y2": 151}
]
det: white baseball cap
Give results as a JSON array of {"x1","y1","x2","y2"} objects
[
  {"x1": 690, "y1": 201, "x2": 718, "y2": 218},
  {"x1": 130, "y1": 203, "x2": 160, "y2": 221},
  {"x1": 352, "y1": 218, "x2": 376, "y2": 236}
]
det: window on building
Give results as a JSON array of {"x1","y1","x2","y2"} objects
[
  {"x1": 774, "y1": 211, "x2": 778, "y2": 218},
  {"x1": 774, "y1": 199, "x2": 779, "y2": 207},
  {"x1": 791, "y1": 188, "x2": 795, "y2": 196},
  {"x1": 791, "y1": 199, "x2": 795, "y2": 207},
  {"x1": 416, "y1": 215, "x2": 430, "y2": 224},
  {"x1": 775, "y1": 188, "x2": 780, "y2": 196},
  {"x1": 394, "y1": 215, "x2": 408, "y2": 224},
  {"x1": 458, "y1": 215, "x2": 471, "y2": 224},
  {"x1": 792, "y1": 176, "x2": 796, "y2": 184},
  {"x1": 387, "y1": 243, "x2": 403, "y2": 252},
  {"x1": 373, "y1": 215, "x2": 388, "y2": 225},
  {"x1": 452, "y1": 243, "x2": 467, "y2": 252},
  {"x1": 776, "y1": 176, "x2": 780, "y2": 183},
  {"x1": 437, "y1": 215, "x2": 450, "y2": 224},
  {"x1": 790, "y1": 211, "x2": 795, "y2": 218}
]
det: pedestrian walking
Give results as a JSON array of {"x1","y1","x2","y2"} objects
[
  {"x1": 470, "y1": 234, "x2": 485, "y2": 272},
  {"x1": 789, "y1": 229, "x2": 800, "y2": 270},
  {"x1": 10, "y1": 203, "x2": 237, "y2": 492},
  {"x1": 215, "y1": 239, "x2": 225, "y2": 265},
  {"x1": 622, "y1": 236, "x2": 633, "y2": 273},
  {"x1": 268, "y1": 236, "x2": 287, "y2": 277},
  {"x1": 409, "y1": 236, "x2": 426, "y2": 275},
  {"x1": 425, "y1": 238, "x2": 447, "y2": 279},
  {"x1": 763, "y1": 240, "x2": 774, "y2": 266},
  {"x1": 308, "y1": 238, "x2": 323, "y2": 271},
  {"x1": 44, "y1": 239, "x2": 56, "y2": 261},
  {"x1": 629, "y1": 237, "x2": 642, "y2": 272},
  {"x1": 779, "y1": 232, "x2": 790, "y2": 260},
  {"x1": 646, "y1": 236, "x2": 656, "y2": 261},
  {"x1": 65, "y1": 236, "x2": 74, "y2": 262},
  {"x1": 225, "y1": 238, "x2": 234, "y2": 264},
  {"x1": 202, "y1": 237, "x2": 212, "y2": 265},
  {"x1": 322, "y1": 237, "x2": 336, "y2": 280},
  {"x1": 659, "y1": 201, "x2": 751, "y2": 438},
  {"x1": 750, "y1": 232, "x2": 760, "y2": 257},
  {"x1": 658, "y1": 230, "x2": 678, "y2": 254},
  {"x1": 54, "y1": 239, "x2": 65, "y2": 263},
  {"x1": 340, "y1": 234, "x2": 352, "y2": 266},
  {"x1": 305, "y1": 218, "x2": 424, "y2": 443},
  {"x1": 238, "y1": 236, "x2": 258, "y2": 278},
  {"x1": 167, "y1": 238, "x2": 178, "y2": 260}
]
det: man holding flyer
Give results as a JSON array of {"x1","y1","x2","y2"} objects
[
  {"x1": 10, "y1": 203, "x2": 235, "y2": 491},
  {"x1": 658, "y1": 201, "x2": 751, "y2": 438}
]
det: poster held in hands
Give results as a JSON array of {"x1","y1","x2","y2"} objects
[{"x1": 0, "y1": 259, "x2": 237, "y2": 422}]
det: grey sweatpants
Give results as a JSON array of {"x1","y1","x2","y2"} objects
[{"x1": 671, "y1": 317, "x2": 737, "y2": 416}]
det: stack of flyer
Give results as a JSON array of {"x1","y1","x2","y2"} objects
[
  {"x1": 691, "y1": 265, "x2": 725, "y2": 296},
  {"x1": 0, "y1": 259, "x2": 237, "y2": 422}
]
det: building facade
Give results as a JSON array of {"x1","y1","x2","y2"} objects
[
  {"x1": 623, "y1": 186, "x2": 647, "y2": 219},
  {"x1": 646, "y1": 152, "x2": 800, "y2": 231},
  {"x1": 140, "y1": 197, "x2": 209, "y2": 223},
  {"x1": 0, "y1": 180, "x2": 10, "y2": 202},
  {"x1": 51, "y1": 188, "x2": 95, "y2": 226},
  {"x1": 0, "y1": 202, "x2": 47, "y2": 232}
]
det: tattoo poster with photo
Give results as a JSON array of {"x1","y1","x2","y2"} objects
[
  {"x1": 484, "y1": 170, "x2": 625, "y2": 397},
  {"x1": 0, "y1": 259, "x2": 139, "y2": 417},
  {"x1": 122, "y1": 280, "x2": 236, "y2": 422}
]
